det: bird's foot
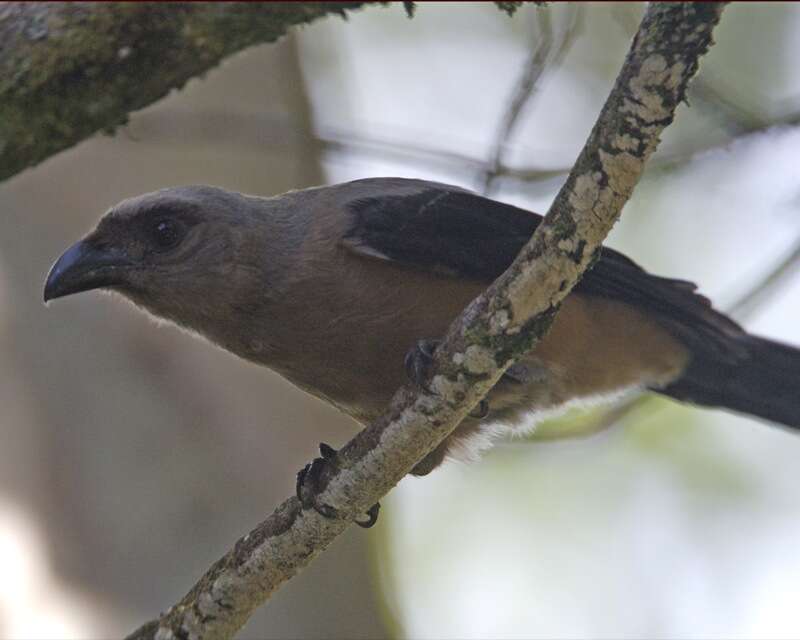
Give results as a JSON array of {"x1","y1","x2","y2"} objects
[
  {"x1": 404, "y1": 338, "x2": 490, "y2": 419},
  {"x1": 296, "y1": 443, "x2": 380, "y2": 528},
  {"x1": 404, "y1": 339, "x2": 439, "y2": 391},
  {"x1": 470, "y1": 399, "x2": 490, "y2": 419},
  {"x1": 504, "y1": 361, "x2": 549, "y2": 385}
]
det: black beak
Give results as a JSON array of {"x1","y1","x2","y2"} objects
[{"x1": 43, "y1": 240, "x2": 132, "y2": 302}]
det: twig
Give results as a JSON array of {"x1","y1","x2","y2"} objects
[
  {"x1": 480, "y1": 8, "x2": 554, "y2": 192},
  {"x1": 126, "y1": 5, "x2": 725, "y2": 638},
  {"x1": 727, "y1": 239, "x2": 800, "y2": 321},
  {"x1": 118, "y1": 105, "x2": 800, "y2": 194},
  {"x1": 688, "y1": 76, "x2": 770, "y2": 136},
  {"x1": 320, "y1": 116, "x2": 800, "y2": 189},
  {"x1": 480, "y1": 4, "x2": 581, "y2": 195}
]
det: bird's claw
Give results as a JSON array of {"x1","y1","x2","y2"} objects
[
  {"x1": 404, "y1": 339, "x2": 439, "y2": 390},
  {"x1": 405, "y1": 339, "x2": 491, "y2": 419},
  {"x1": 470, "y1": 399, "x2": 490, "y2": 419},
  {"x1": 355, "y1": 502, "x2": 381, "y2": 528},
  {"x1": 296, "y1": 445, "x2": 339, "y2": 520},
  {"x1": 296, "y1": 442, "x2": 381, "y2": 529}
]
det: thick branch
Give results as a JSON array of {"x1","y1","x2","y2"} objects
[
  {"x1": 127, "y1": 4, "x2": 725, "y2": 639},
  {"x1": 0, "y1": 1, "x2": 377, "y2": 182},
  {"x1": 0, "y1": 1, "x2": 531, "y2": 183}
]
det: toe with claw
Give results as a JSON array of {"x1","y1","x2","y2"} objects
[
  {"x1": 295, "y1": 442, "x2": 381, "y2": 528},
  {"x1": 405, "y1": 338, "x2": 491, "y2": 419},
  {"x1": 404, "y1": 338, "x2": 440, "y2": 390},
  {"x1": 469, "y1": 399, "x2": 490, "y2": 419}
]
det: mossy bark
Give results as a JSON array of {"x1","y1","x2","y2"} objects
[
  {"x1": 0, "y1": 2, "x2": 374, "y2": 182},
  {"x1": 0, "y1": 1, "x2": 534, "y2": 183}
]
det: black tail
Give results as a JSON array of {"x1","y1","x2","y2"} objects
[{"x1": 658, "y1": 335, "x2": 800, "y2": 429}]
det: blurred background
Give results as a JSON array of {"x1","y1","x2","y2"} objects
[{"x1": 1, "y1": 2, "x2": 800, "y2": 638}]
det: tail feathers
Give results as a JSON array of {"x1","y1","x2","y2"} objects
[{"x1": 658, "y1": 335, "x2": 800, "y2": 429}]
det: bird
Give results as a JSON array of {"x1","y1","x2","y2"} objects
[{"x1": 44, "y1": 177, "x2": 799, "y2": 483}]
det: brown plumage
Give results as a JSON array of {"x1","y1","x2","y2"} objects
[{"x1": 44, "y1": 178, "x2": 800, "y2": 475}]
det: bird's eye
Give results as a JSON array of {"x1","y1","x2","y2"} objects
[{"x1": 150, "y1": 219, "x2": 182, "y2": 250}]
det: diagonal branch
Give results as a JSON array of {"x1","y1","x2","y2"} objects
[
  {"x1": 0, "y1": 2, "x2": 379, "y2": 182},
  {"x1": 727, "y1": 239, "x2": 800, "y2": 320},
  {"x1": 480, "y1": 7, "x2": 555, "y2": 193},
  {"x1": 0, "y1": 1, "x2": 534, "y2": 184},
  {"x1": 127, "y1": 4, "x2": 726, "y2": 639}
]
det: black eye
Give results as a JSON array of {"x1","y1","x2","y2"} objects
[{"x1": 150, "y1": 219, "x2": 182, "y2": 250}]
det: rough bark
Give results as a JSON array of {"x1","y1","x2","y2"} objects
[
  {"x1": 0, "y1": 1, "x2": 376, "y2": 182},
  {"x1": 0, "y1": 1, "x2": 534, "y2": 183},
  {"x1": 125, "y1": 3, "x2": 726, "y2": 639}
]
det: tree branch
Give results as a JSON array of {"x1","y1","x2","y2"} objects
[
  {"x1": 126, "y1": 3, "x2": 726, "y2": 639},
  {"x1": 727, "y1": 239, "x2": 800, "y2": 320},
  {"x1": 0, "y1": 1, "x2": 535, "y2": 183},
  {"x1": 0, "y1": 1, "x2": 378, "y2": 182}
]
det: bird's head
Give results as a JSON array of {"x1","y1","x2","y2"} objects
[{"x1": 44, "y1": 185, "x2": 272, "y2": 340}]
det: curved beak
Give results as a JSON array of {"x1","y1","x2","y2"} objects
[{"x1": 43, "y1": 240, "x2": 132, "y2": 302}]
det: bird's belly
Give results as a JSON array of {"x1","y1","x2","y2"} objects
[{"x1": 250, "y1": 257, "x2": 689, "y2": 438}]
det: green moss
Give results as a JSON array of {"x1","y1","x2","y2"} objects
[
  {"x1": 1, "y1": 1, "x2": 532, "y2": 182},
  {"x1": 550, "y1": 209, "x2": 577, "y2": 240},
  {"x1": 0, "y1": 3, "x2": 372, "y2": 181}
]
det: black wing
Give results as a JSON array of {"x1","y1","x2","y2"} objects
[{"x1": 343, "y1": 185, "x2": 744, "y2": 361}]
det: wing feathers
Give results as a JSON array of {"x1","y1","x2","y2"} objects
[{"x1": 343, "y1": 183, "x2": 745, "y2": 361}]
